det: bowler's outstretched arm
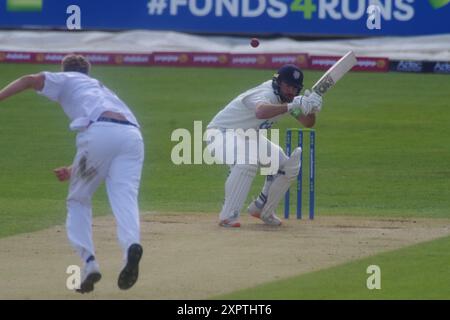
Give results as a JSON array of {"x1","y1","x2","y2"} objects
[{"x1": 0, "y1": 73, "x2": 45, "y2": 102}]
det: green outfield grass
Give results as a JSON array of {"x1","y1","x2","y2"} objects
[
  {"x1": 215, "y1": 235, "x2": 450, "y2": 299},
  {"x1": 0, "y1": 64, "x2": 449, "y2": 238}
]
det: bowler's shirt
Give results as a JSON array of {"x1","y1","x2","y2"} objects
[{"x1": 37, "y1": 72, "x2": 139, "y2": 129}]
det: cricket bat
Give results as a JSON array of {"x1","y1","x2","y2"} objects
[{"x1": 312, "y1": 51, "x2": 358, "y2": 96}]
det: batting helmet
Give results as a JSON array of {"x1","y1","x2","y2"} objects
[{"x1": 272, "y1": 64, "x2": 304, "y2": 102}]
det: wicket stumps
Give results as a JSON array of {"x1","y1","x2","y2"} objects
[{"x1": 284, "y1": 128, "x2": 315, "y2": 220}]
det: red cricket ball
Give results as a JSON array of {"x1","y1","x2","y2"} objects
[{"x1": 250, "y1": 38, "x2": 260, "y2": 48}]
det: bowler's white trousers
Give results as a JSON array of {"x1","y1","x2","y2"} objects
[{"x1": 66, "y1": 122, "x2": 144, "y2": 262}]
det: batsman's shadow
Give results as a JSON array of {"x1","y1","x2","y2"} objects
[{"x1": 243, "y1": 224, "x2": 287, "y2": 232}]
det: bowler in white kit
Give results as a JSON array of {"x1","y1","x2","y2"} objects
[
  {"x1": 0, "y1": 55, "x2": 144, "y2": 293},
  {"x1": 206, "y1": 65, "x2": 323, "y2": 227}
]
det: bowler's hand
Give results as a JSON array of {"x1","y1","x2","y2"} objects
[{"x1": 54, "y1": 166, "x2": 72, "y2": 182}]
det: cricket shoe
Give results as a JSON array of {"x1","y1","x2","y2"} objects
[
  {"x1": 219, "y1": 219, "x2": 241, "y2": 228},
  {"x1": 248, "y1": 201, "x2": 282, "y2": 226},
  {"x1": 118, "y1": 243, "x2": 143, "y2": 290},
  {"x1": 247, "y1": 200, "x2": 263, "y2": 217},
  {"x1": 76, "y1": 259, "x2": 102, "y2": 294}
]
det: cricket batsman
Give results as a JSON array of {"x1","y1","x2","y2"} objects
[{"x1": 206, "y1": 64, "x2": 322, "y2": 227}]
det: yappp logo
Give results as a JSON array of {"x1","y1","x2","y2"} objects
[{"x1": 429, "y1": 0, "x2": 450, "y2": 9}]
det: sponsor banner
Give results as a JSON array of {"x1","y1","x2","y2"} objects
[
  {"x1": 1, "y1": 1, "x2": 450, "y2": 36},
  {"x1": 111, "y1": 53, "x2": 153, "y2": 66},
  {"x1": 229, "y1": 54, "x2": 271, "y2": 68},
  {"x1": 265, "y1": 54, "x2": 309, "y2": 69},
  {"x1": 390, "y1": 60, "x2": 450, "y2": 74},
  {"x1": 35, "y1": 52, "x2": 66, "y2": 64},
  {"x1": 4, "y1": 50, "x2": 450, "y2": 76},
  {"x1": 0, "y1": 51, "x2": 153, "y2": 66},
  {"x1": 309, "y1": 55, "x2": 389, "y2": 72},
  {"x1": 0, "y1": 50, "x2": 311, "y2": 69},
  {"x1": 229, "y1": 53, "x2": 309, "y2": 69},
  {"x1": 390, "y1": 60, "x2": 425, "y2": 73},
  {"x1": 152, "y1": 52, "x2": 309, "y2": 69},
  {"x1": 153, "y1": 52, "x2": 230, "y2": 67},
  {"x1": 433, "y1": 61, "x2": 450, "y2": 74},
  {"x1": 152, "y1": 52, "x2": 192, "y2": 66},
  {"x1": 75, "y1": 52, "x2": 114, "y2": 65},
  {"x1": 4, "y1": 49, "x2": 450, "y2": 77},
  {"x1": 190, "y1": 52, "x2": 230, "y2": 67},
  {"x1": 0, "y1": 51, "x2": 35, "y2": 63}
]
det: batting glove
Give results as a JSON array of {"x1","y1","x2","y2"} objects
[{"x1": 287, "y1": 92, "x2": 322, "y2": 116}]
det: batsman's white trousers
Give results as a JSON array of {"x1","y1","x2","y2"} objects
[
  {"x1": 205, "y1": 128, "x2": 289, "y2": 172},
  {"x1": 66, "y1": 122, "x2": 144, "y2": 262},
  {"x1": 205, "y1": 128, "x2": 290, "y2": 221}
]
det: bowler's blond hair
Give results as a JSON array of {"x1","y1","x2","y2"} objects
[{"x1": 61, "y1": 54, "x2": 91, "y2": 74}]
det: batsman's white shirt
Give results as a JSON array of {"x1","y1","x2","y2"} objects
[
  {"x1": 208, "y1": 80, "x2": 284, "y2": 130},
  {"x1": 206, "y1": 80, "x2": 288, "y2": 172},
  {"x1": 37, "y1": 71, "x2": 144, "y2": 263},
  {"x1": 38, "y1": 71, "x2": 139, "y2": 130}
]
